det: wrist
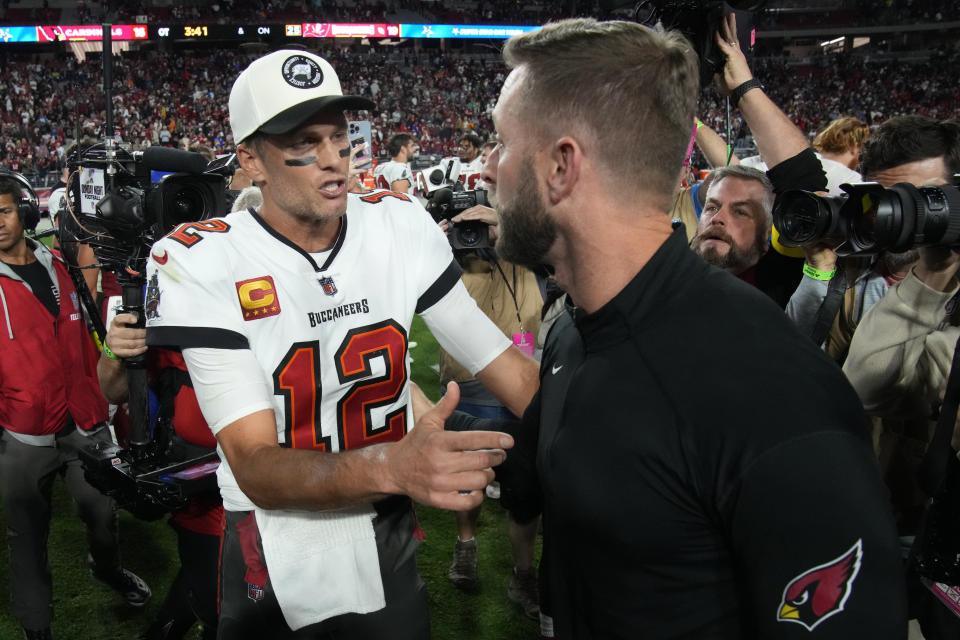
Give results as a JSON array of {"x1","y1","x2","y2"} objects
[
  {"x1": 102, "y1": 344, "x2": 121, "y2": 361},
  {"x1": 803, "y1": 263, "x2": 836, "y2": 281},
  {"x1": 730, "y1": 78, "x2": 763, "y2": 109}
]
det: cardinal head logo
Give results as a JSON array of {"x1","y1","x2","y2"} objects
[{"x1": 777, "y1": 539, "x2": 862, "y2": 631}]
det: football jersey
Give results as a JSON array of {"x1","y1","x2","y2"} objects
[
  {"x1": 457, "y1": 157, "x2": 485, "y2": 191},
  {"x1": 145, "y1": 191, "x2": 492, "y2": 511},
  {"x1": 373, "y1": 160, "x2": 414, "y2": 195}
]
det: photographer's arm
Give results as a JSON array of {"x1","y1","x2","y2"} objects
[
  {"x1": 96, "y1": 312, "x2": 147, "y2": 404},
  {"x1": 715, "y1": 13, "x2": 809, "y2": 169}
]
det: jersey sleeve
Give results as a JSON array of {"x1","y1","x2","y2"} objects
[
  {"x1": 726, "y1": 431, "x2": 907, "y2": 638},
  {"x1": 404, "y1": 200, "x2": 463, "y2": 314},
  {"x1": 144, "y1": 227, "x2": 249, "y2": 350}
]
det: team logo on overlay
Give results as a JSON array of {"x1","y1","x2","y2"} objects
[
  {"x1": 236, "y1": 276, "x2": 281, "y2": 321},
  {"x1": 145, "y1": 272, "x2": 162, "y2": 320},
  {"x1": 319, "y1": 276, "x2": 337, "y2": 296},
  {"x1": 777, "y1": 539, "x2": 862, "y2": 631},
  {"x1": 282, "y1": 55, "x2": 323, "y2": 89}
]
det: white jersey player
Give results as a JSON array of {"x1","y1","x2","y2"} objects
[
  {"x1": 144, "y1": 49, "x2": 538, "y2": 639},
  {"x1": 373, "y1": 133, "x2": 417, "y2": 195},
  {"x1": 146, "y1": 192, "x2": 509, "y2": 512}
]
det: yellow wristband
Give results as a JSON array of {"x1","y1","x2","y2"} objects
[
  {"x1": 102, "y1": 344, "x2": 120, "y2": 361},
  {"x1": 803, "y1": 263, "x2": 836, "y2": 281}
]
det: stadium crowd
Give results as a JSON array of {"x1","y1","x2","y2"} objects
[{"x1": 1, "y1": 40, "x2": 959, "y2": 184}]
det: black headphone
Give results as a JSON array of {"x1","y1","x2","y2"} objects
[{"x1": 0, "y1": 170, "x2": 40, "y2": 231}]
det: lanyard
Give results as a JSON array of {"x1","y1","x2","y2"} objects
[{"x1": 492, "y1": 259, "x2": 524, "y2": 334}]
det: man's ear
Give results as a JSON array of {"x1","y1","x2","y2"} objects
[
  {"x1": 546, "y1": 136, "x2": 582, "y2": 205},
  {"x1": 236, "y1": 143, "x2": 266, "y2": 186}
]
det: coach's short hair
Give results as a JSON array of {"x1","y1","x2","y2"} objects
[
  {"x1": 502, "y1": 18, "x2": 699, "y2": 209},
  {"x1": 860, "y1": 116, "x2": 960, "y2": 180},
  {"x1": 813, "y1": 117, "x2": 869, "y2": 156},
  {"x1": 388, "y1": 133, "x2": 414, "y2": 158}
]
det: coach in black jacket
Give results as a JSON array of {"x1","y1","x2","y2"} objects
[{"x1": 455, "y1": 17, "x2": 908, "y2": 639}]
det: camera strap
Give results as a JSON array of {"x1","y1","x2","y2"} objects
[
  {"x1": 920, "y1": 331, "x2": 960, "y2": 496},
  {"x1": 809, "y1": 268, "x2": 847, "y2": 347},
  {"x1": 493, "y1": 259, "x2": 524, "y2": 334}
]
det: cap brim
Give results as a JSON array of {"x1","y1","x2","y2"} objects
[{"x1": 258, "y1": 95, "x2": 376, "y2": 136}]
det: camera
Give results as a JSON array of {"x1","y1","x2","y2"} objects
[
  {"x1": 417, "y1": 157, "x2": 463, "y2": 196},
  {"x1": 60, "y1": 140, "x2": 229, "y2": 519},
  {"x1": 61, "y1": 143, "x2": 229, "y2": 274},
  {"x1": 427, "y1": 187, "x2": 491, "y2": 250},
  {"x1": 81, "y1": 437, "x2": 219, "y2": 521},
  {"x1": 773, "y1": 182, "x2": 960, "y2": 255}
]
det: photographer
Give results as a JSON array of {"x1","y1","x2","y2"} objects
[
  {"x1": 437, "y1": 191, "x2": 544, "y2": 623},
  {"x1": 687, "y1": 14, "x2": 827, "y2": 306},
  {"x1": 841, "y1": 116, "x2": 960, "y2": 639},
  {"x1": 0, "y1": 173, "x2": 150, "y2": 640},
  {"x1": 98, "y1": 313, "x2": 222, "y2": 640}
]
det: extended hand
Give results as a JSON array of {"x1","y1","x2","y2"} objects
[
  {"x1": 452, "y1": 204, "x2": 499, "y2": 243},
  {"x1": 385, "y1": 382, "x2": 513, "y2": 511}
]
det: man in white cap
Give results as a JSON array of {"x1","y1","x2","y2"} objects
[{"x1": 144, "y1": 49, "x2": 538, "y2": 639}]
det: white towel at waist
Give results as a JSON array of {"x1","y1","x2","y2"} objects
[{"x1": 255, "y1": 503, "x2": 385, "y2": 630}]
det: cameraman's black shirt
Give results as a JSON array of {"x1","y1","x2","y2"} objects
[{"x1": 6, "y1": 259, "x2": 58, "y2": 317}]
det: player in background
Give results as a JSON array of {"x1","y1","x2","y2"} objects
[{"x1": 373, "y1": 133, "x2": 417, "y2": 195}]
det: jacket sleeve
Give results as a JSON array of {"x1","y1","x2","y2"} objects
[
  {"x1": 727, "y1": 431, "x2": 907, "y2": 638},
  {"x1": 842, "y1": 270, "x2": 958, "y2": 417}
]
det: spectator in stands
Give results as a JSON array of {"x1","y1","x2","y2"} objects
[
  {"x1": 841, "y1": 115, "x2": 960, "y2": 640},
  {"x1": 0, "y1": 172, "x2": 150, "y2": 640}
]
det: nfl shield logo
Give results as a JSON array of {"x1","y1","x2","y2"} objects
[
  {"x1": 319, "y1": 276, "x2": 337, "y2": 296},
  {"x1": 247, "y1": 582, "x2": 265, "y2": 602}
]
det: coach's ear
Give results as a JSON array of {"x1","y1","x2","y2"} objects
[
  {"x1": 236, "y1": 142, "x2": 266, "y2": 186},
  {"x1": 545, "y1": 136, "x2": 581, "y2": 206}
]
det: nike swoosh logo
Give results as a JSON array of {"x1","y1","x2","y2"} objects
[
  {"x1": 152, "y1": 250, "x2": 169, "y2": 265},
  {"x1": 551, "y1": 364, "x2": 563, "y2": 375}
]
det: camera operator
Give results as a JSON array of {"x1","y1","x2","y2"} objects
[
  {"x1": 437, "y1": 187, "x2": 544, "y2": 624},
  {"x1": 98, "y1": 311, "x2": 222, "y2": 640},
  {"x1": 0, "y1": 173, "x2": 150, "y2": 640},
  {"x1": 688, "y1": 14, "x2": 828, "y2": 306},
  {"x1": 841, "y1": 116, "x2": 960, "y2": 639}
]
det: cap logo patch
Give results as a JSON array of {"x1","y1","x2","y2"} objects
[
  {"x1": 236, "y1": 276, "x2": 282, "y2": 321},
  {"x1": 282, "y1": 55, "x2": 323, "y2": 89}
]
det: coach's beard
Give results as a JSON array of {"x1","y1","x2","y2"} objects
[{"x1": 496, "y1": 161, "x2": 557, "y2": 269}]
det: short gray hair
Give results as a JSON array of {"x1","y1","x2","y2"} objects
[{"x1": 706, "y1": 164, "x2": 774, "y2": 230}]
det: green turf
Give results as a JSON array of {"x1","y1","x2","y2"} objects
[{"x1": 0, "y1": 315, "x2": 540, "y2": 638}]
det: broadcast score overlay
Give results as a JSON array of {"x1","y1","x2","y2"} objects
[{"x1": 0, "y1": 22, "x2": 539, "y2": 43}]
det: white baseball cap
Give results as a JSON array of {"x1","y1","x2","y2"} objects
[{"x1": 229, "y1": 49, "x2": 375, "y2": 144}]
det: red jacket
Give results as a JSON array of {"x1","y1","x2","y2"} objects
[{"x1": 0, "y1": 241, "x2": 108, "y2": 437}]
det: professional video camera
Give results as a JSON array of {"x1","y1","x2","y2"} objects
[
  {"x1": 773, "y1": 182, "x2": 960, "y2": 255},
  {"x1": 427, "y1": 186, "x2": 492, "y2": 250},
  {"x1": 56, "y1": 27, "x2": 232, "y2": 519},
  {"x1": 60, "y1": 140, "x2": 229, "y2": 519},
  {"x1": 60, "y1": 143, "x2": 229, "y2": 274}
]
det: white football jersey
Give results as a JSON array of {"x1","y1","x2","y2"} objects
[
  {"x1": 458, "y1": 157, "x2": 485, "y2": 191},
  {"x1": 372, "y1": 160, "x2": 414, "y2": 195},
  {"x1": 145, "y1": 191, "x2": 507, "y2": 510}
]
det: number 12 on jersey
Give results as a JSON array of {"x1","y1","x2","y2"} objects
[{"x1": 271, "y1": 320, "x2": 409, "y2": 452}]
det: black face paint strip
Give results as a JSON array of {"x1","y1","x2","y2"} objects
[
  {"x1": 339, "y1": 147, "x2": 351, "y2": 158},
  {"x1": 284, "y1": 156, "x2": 317, "y2": 166}
]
